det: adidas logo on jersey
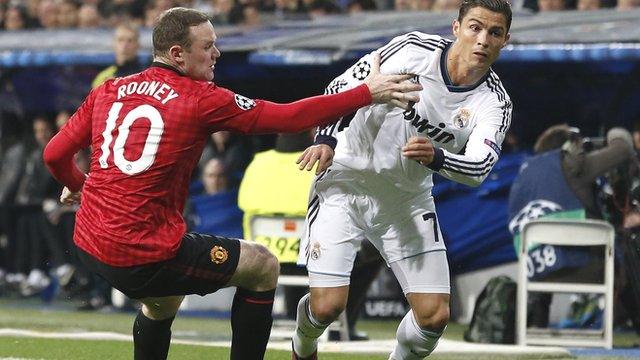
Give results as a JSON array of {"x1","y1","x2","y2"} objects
[{"x1": 402, "y1": 102, "x2": 455, "y2": 144}]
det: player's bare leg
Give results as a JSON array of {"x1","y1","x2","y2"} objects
[
  {"x1": 226, "y1": 240, "x2": 280, "y2": 359},
  {"x1": 389, "y1": 293, "x2": 450, "y2": 359},
  {"x1": 134, "y1": 295, "x2": 184, "y2": 360},
  {"x1": 292, "y1": 286, "x2": 349, "y2": 359}
]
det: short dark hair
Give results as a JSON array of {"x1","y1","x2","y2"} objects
[
  {"x1": 458, "y1": 0, "x2": 512, "y2": 32},
  {"x1": 152, "y1": 7, "x2": 211, "y2": 57},
  {"x1": 533, "y1": 124, "x2": 580, "y2": 154}
]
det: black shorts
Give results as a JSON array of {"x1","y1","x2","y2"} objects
[{"x1": 77, "y1": 232, "x2": 241, "y2": 299}]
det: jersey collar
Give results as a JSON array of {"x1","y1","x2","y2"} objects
[
  {"x1": 151, "y1": 61, "x2": 184, "y2": 76},
  {"x1": 440, "y1": 42, "x2": 490, "y2": 93}
]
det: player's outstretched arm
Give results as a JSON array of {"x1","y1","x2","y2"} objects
[
  {"x1": 363, "y1": 53, "x2": 421, "y2": 110},
  {"x1": 297, "y1": 144, "x2": 334, "y2": 175},
  {"x1": 233, "y1": 54, "x2": 421, "y2": 134}
]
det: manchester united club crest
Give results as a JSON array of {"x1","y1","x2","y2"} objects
[
  {"x1": 234, "y1": 94, "x2": 256, "y2": 110},
  {"x1": 352, "y1": 60, "x2": 371, "y2": 81},
  {"x1": 453, "y1": 108, "x2": 471, "y2": 129},
  {"x1": 310, "y1": 242, "x2": 322, "y2": 260},
  {"x1": 210, "y1": 246, "x2": 229, "y2": 264}
]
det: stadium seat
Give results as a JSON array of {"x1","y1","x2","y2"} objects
[
  {"x1": 516, "y1": 219, "x2": 614, "y2": 349},
  {"x1": 249, "y1": 215, "x2": 349, "y2": 341}
]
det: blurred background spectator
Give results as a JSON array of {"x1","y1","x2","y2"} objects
[
  {"x1": 77, "y1": 4, "x2": 103, "y2": 28},
  {"x1": 187, "y1": 157, "x2": 244, "y2": 238},
  {"x1": 37, "y1": 0, "x2": 59, "y2": 29},
  {"x1": 92, "y1": 23, "x2": 145, "y2": 88},
  {"x1": 57, "y1": 0, "x2": 80, "y2": 28},
  {"x1": 198, "y1": 131, "x2": 255, "y2": 186},
  {"x1": 3, "y1": 5, "x2": 27, "y2": 31},
  {"x1": 11, "y1": 116, "x2": 73, "y2": 297}
]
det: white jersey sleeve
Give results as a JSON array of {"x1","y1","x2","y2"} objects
[{"x1": 432, "y1": 72, "x2": 513, "y2": 187}]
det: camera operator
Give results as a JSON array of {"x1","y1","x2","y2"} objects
[
  {"x1": 508, "y1": 124, "x2": 635, "y2": 328},
  {"x1": 599, "y1": 121, "x2": 640, "y2": 333}
]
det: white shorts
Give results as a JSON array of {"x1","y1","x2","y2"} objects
[
  {"x1": 390, "y1": 251, "x2": 450, "y2": 294},
  {"x1": 299, "y1": 172, "x2": 447, "y2": 290}
]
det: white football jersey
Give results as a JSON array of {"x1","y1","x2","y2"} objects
[{"x1": 316, "y1": 32, "x2": 512, "y2": 198}]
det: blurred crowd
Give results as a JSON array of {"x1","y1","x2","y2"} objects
[{"x1": 1, "y1": 0, "x2": 639, "y2": 32}]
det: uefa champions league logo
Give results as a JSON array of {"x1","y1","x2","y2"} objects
[
  {"x1": 352, "y1": 60, "x2": 371, "y2": 81},
  {"x1": 508, "y1": 200, "x2": 563, "y2": 235},
  {"x1": 234, "y1": 94, "x2": 256, "y2": 110}
]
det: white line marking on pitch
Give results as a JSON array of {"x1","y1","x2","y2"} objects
[{"x1": 0, "y1": 328, "x2": 569, "y2": 355}]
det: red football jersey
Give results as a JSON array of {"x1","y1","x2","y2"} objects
[{"x1": 56, "y1": 64, "x2": 371, "y2": 266}]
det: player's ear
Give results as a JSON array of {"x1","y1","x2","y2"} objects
[
  {"x1": 452, "y1": 19, "x2": 460, "y2": 37},
  {"x1": 503, "y1": 32, "x2": 511, "y2": 47},
  {"x1": 169, "y1": 45, "x2": 184, "y2": 64}
]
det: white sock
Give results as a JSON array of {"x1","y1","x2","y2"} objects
[
  {"x1": 389, "y1": 311, "x2": 444, "y2": 360},
  {"x1": 292, "y1": 293, "x2": 330, "y2": 357}
]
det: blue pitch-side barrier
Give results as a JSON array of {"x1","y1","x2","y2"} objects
[
  {"x1": 3, "y1": 43, "x2": 640, "y2": 68},
  {"x1": 570, "y1": 347, "x2": 640, "y2": 358},
  {"x1": 433, "y1": 151, "x2": 528, "y2": 274}
]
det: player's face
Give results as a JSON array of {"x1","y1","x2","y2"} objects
[
  {"x1": 452, "y1": 6, "x2": 509, "y2": 70},
  {"x1": 114, "y1": 28, "x2": 139, "y2": 66},
  {"x1": 183, "y1": 21, "x2": 221, "y2": 82}
]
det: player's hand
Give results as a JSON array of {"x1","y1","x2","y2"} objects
[
  {"x1": 402, "y1": 136, "x2": 435, "y2": 166},
  {"x1": 296, "y1": 144, "x2": 334, "y2": 175},
  {"x1": 60, "y1": 187, "x2": 81, "y2": 206},
  {"x1": 363, "y1": 53, "x2": 422, "y2": 110}
]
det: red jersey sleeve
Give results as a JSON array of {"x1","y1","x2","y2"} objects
[
  {"x1": 44, "y1": 131, "x2": 87, "y2": 192},
  {"x1": 198, "y1": 83, "x2": 372, "y2": 134},
  {"x1": 61, "y1": 86, "x2": 97, "y2": 148}
]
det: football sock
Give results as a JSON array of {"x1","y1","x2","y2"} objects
[
  {"x1": 389, "y1": 311, "x2": 444, "y2": 359},
  {"x1": 230, "y1": 287, "x2": 275, "y2": 360},
  {"x1": 132, "y1": 311, "x2": 174, "y2": 360},
  {"x1": 293, "y1": 293, "x2": 330, "y2": 357}
]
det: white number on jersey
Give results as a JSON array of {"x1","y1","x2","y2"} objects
[{"x1": 99, "y1": 102, "x2": 164, "y2": 175}]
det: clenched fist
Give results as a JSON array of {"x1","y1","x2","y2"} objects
[
  {"x1": 60, "y1": 186, "x2": 82, "y2": 205},
  {"x1": 402, "y1": 136, "x2": 435, "y2": 166}
]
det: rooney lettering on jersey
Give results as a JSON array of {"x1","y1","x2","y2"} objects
[{"x1": 116, "y1": 81, "x2": 179, "y2": 105}]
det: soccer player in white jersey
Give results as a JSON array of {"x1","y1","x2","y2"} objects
[{"x1": 291, "y1": 0, "x2": 513, "y2": 358}]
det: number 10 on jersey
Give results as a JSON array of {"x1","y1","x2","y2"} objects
[{"x1": 99, "y1": 102, "x2": 165, "y2": 175}]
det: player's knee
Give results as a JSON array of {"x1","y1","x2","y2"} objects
[
  {"x1": 262, "y1": 251, "x2": 280, "y2": 288},
  {"x1": 414, "y1": 304, "x2": 450, "y2": 332},
  {"x1": 253, "y1": 244, "x2": 280, "y2": 290},
  {"x1": 141, "y1": 296, "x2": 183, "y2": 320},
  {"x1": 310, "y1": 297, "x2": 346, "y2": 324}
]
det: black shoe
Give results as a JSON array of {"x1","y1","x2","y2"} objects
[
  {"x1": 349, "y1": 330, "x2": 369, "y2": 341},
  {"x1": 327, "y1": 328, "x2": 369, "y2": 341},
  {"x1": 76, "y1": 295, "x2": 107, "y2": 311},
  {"x1": 328, "y1": 329, "x2": 344, "y2": 341}
]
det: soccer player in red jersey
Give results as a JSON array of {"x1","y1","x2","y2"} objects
[{"x1": 43, "y1": 7, "x2": 420, "y2": 360}]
